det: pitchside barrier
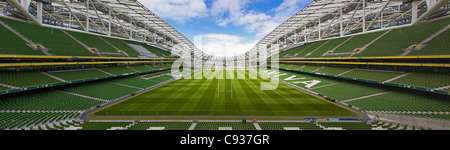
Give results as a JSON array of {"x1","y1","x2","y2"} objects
[
  {"x1": 0, "y1": 68, "x2": 172, "y2": 95},
  {"x1": 270, "y1": 67, "x2": 449, "y2": 95}
]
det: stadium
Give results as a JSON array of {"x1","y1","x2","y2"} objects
[{"x1": 0, "y1": 0, "x2": 449, "y2": 132}]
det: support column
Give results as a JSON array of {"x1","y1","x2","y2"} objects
[
  {"x1": 130, "y1": 18, "x2": 133, "y2": 40},
  {"x1": 21, "y1": 0, "x2": 31, "y2": 9},
  {"x1": 304, "y1": 26, "x2": 307, "y2": 43},
  {"x1": 426, "y1": 0, "x2": 437, "y2": 11},
  {"x1": 340, "y1": 8, "x2": 343, "y2": 37},
  {"x1": 108, "y1": 9, "x2": 112, "y2": 36},
  {"x1": 362, "y1": 0, "x2": 366, "y2": 32},
  {"x1": 318, "y1": 19, "x2": 321, "y2": 40},
  {"x1": 143, "y1": 24, "x2": 147, "y2": 42},
  {"x1": 86, "y1": 0, "x2": 90, "y2": 32},
  {"x1": 412, "y1": 0, "x2": 419, "y2": 23},
  {"x1": 36, "y1": 1, "x2": 43, "y2": 24},
  {"x1": 69, "y1": 12, "x2": 72, "y2": 27},
  {"x1": 380, "y1": 12, "x2": 383, "y2": 28}
]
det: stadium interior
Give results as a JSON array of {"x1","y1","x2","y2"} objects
[{"x1": 0, "y1": 0, "x2": 449, "y2": 131}]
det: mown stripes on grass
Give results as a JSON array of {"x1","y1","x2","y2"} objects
[{"x1": 95, "y1": 69, "x2": 356, "y2": 118}]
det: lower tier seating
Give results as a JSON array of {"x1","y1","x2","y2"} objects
[
  {"x1": 0, "y1": 112, "x2": 79, "y2": 130},
  {"x1": 127, "y1": 122, "x2": 192, "y2": 130},
  {"x1": 345, "y1": 91, "x2": 449, "y2": 112},
  {"x1": 194, "y1": 122, "x2": 256, "y2": 130},
  {"x1": 49, "y1": 69, "x2": 109, "y2": 81},
  {"x1": 0, "y1": 89, "x2": 104, "y2": 110},
  {"x1": 258, "y1": 122, "x2": 323, "y2": 130},
  {"x1": 390, "y1": 72, "x2": 450, "y2": 88},
  {"x1": 0, "y1": 71, "x2": 60, "y2": 87},
  {"x1": 60, "y1": 81, "x2": 141, "y2": 100}
]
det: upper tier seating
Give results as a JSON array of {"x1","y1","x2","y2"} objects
[
  {"x1": 0, "y1": 23, "x2": 42, "y2": 55},
  {"x1": 355, "y1": 18, "x2": 450, "y2": 57},
  {"x1": 278, "y1": 17, "x2": 450, "y2": 58},
  {"x1": 408, "y1": 26, "x2": 450, "y2": 56},
  {"x1": 0, "y1": 18, "x2": 95, "y2": 56},
  {"x1": 332, "y1": 31, "x2": 386, "y2": 53},
  {"x1": 99, "y1": 37, "x2": 141, "y2": 57},
  {"x1": 307, "y1": 36, "x2": 350, "y2": 58},
  {"x1": 67, "y1": 31, "x2": 118, "y2": 53}
]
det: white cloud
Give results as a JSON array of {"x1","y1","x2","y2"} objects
[
  {"x1": 194, "y1": 33, "x2": 258, "y2": 57},
  {"x1": 210, "y1": 0, "x2": 311, "y2": 37},
  {"x1": 140, "y1": 0, "x2": 209, "y2": 24}
]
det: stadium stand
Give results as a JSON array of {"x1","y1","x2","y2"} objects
[
  {"x1": 98, "y1": 37, "x2": 142, "y2": 57},
  {"x1": 0, "y1": 86, "x2": 11, "y2": 91},
  {"x1": 0, "y1": 17, "x2": 172, "y2": 58},
  {"x1": 338, "y1": 69, "x2": 403, "y2": 81},
  {"x1": 60, "y1": 81, "x2": 141, "y2": 100},
  {"x1": 309, "y1": 82, "x2": 388, "y2": 101},
  {"x1": 294, "y1": 40, "x2": 328, "y2": 57},
  {"x1": 0, "y1": 22, "x2": 42, "y2": 55},
  {"x1": 194, "y1": 122, "x2": 256, "y2": 130},
  {"x1": 317, "y1": 122, "x2": 373, "y2": 130},
  {"x1": 278, "y1": 45, "x2": 304, "y2": 57},
  {"x1": 285, "y1": 65, "x2": 322, "y2": 72},
  {"x1": 0, "y1": 70, "x2": 60, "y2": 87},
  {"x1": 314, "y1": 66, "x2": 353, "y2": 75},
  {"x1": 74, "y1": 122, "x2": 133, "y2": 130},
  {"x1": 383, "y1": 113, "x2": 450, "y2": 121},
  {"x1": 0, "y1": 18, "x2": 95, "y2": 56},
  {"x1": 99, "y1": 66, "x2": 136, "y2": 75},
  {"x1": 144, "y1": 44, "x2": 172, "y2": 58},
  {"x1": 390, "y1": 71, "x2": 450, "y2": 89},
  {"x1": 258, "y1": 122, "x2": 323, "y2": 130},
  {"x1": 331, "y1": 31, "x2": 386, "y2": 53},
  {"x1": 66, "y1": 31, "x2": 121, "y2": 54},
  {"x1": 127, "y1": 122, "x2": 192, "y2": 130},
  {"x1": 141, "y1": 70, "x2": 171, "y2": 78},
  {"x1": 345, "y1": 91, "x2": 449, "y2": 112},
  {"x1": 307, "y1": 36, "x2": 350, "y2": 58},
  {"x1": 48, "y1": 69, "x2": 109, "y2": 81},
  {"x1": 0, "y1": 112, "x2": 79, "y2": 130},
  {"x1": 1, "y1": 0, "x2": 449, "y2": 131},
  {"x1": 284, "y1": 43, "x2": 313, "y2": 57},
  {"x1": 148, "y1": 75, "x2": 174, "y2": 83},
  {"x1": 355, "y1": 18, "x2": 450, "y2": 57},
  {"x1": 109, "y1": 77, "x2": 168, "y2": 89},
  {"x1": 129, "y1": 65, "x2": 153, "y2": 72},
  {"x1": 408, "y1": 28, "x2": 450, "y2": 56},
  {"x1": 0, "y1": 89, "x2": 103, "y2": 110},
  {"x1": 278, "y1": 18, "x2": 450, "y2": 58}
]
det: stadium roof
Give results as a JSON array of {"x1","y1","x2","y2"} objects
[
  {"x1": 1, "y1": 0, "x2": 448, "y2": 61},
  {"x1": 241, "y1": 0, "x2": 449, "y2": 60},
  {"x1": 1, "y1": 0, "x2": 212, "y2": 59}
]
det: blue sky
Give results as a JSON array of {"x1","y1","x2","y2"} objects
[{"x1": 140, "y1": 0, "x2": 312, "y2": 56}]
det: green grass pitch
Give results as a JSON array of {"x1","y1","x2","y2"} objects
[{"x1": 93, "y1": 69, "x2": 357, "y2": 119}]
